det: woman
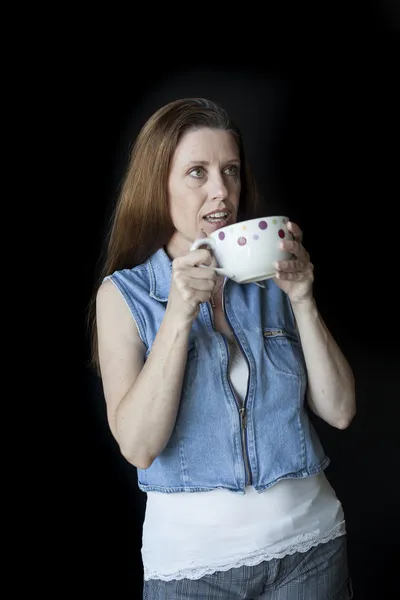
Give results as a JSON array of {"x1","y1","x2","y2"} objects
[{"x1": 89, "y1": 98, "x2": 355, "y2": 599}]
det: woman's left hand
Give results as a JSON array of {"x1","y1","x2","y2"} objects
[{"x1": 274, "y1": 221, "x2": 314, "y2": 305}]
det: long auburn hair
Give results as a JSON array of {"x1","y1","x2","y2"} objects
[{"x1": 87, "y1": 97, "x2": 262, "y2": 374}]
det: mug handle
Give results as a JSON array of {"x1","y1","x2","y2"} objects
[{"x1": 190, "y1": 237, "x2": 236, "y2": 280}]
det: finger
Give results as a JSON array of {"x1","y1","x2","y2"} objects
[
  {"x1": 185, "y1": 266, "x2": 218, "y2": 280},
  {"x1": 275, "y1": 259, "x2": 307, "y2": 272},
  {"x1": 177, "y1": 249, "x2": 213, "y2": 267},
  {"x1": 179, "y1": 285, "x2": 214, "y2": 305},
  {"x1": 276, "y1": 270, "x2": 307, "y2": 281},
  {"x1": 287, "y1": 220, "x2": 303, "y2": 243},
  {"x1": 276, "y1": 265, "x2": 314, "y2": 281},
  {"x1": 196, "y1": 230, "x2": 218, "y2": 268},
  {"x1": 185, "y1": 277, "x2": 216, "y2": 292},
  {"x1": 208, "y1": 251, "x2": 218, "y2": 268},
  {"x1": 280, "y1": 239, "x2": 309, "y2": 261},
  {"x1": 173, "y1": 269, "x2": 216, "y2": 298}
]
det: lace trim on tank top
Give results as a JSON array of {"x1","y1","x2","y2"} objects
[{"x1": 143, "y1": 521, "x2": 346, "y2": 582}]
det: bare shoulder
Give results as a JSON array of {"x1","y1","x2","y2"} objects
[
  {"x1": 96, "y1": 278, "x2": 143, "y2": 349},
  {"x1": 96, "y1": 277, "x2": 124, "y2": 314}
]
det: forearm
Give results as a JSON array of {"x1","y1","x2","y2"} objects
[
  {"x1": 291, "y1": 297, "x2": 356, "y2": 429},
  {"x1": 116, "y1": 310, "x2": 192, "y2": 467}
]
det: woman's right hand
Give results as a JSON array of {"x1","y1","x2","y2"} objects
[{"x1": 167, "y1": 248, "x2": 218, "y2": 323}]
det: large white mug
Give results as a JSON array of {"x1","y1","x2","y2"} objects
[{"x1": 190, "y1": 215, "x2": 293, "y2": 284}]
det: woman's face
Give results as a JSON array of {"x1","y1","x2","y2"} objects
[{"x1": 166, "y1": 127, "x2": 241, "y2": 258}]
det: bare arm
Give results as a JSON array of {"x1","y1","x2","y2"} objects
[
  {"x1": 96, "y1": 248, "x2": 217, "y2": 468},
  {"x1": 291, "y1": 297, "x2": 356, "y2": 429},
  {"x1": 274, "y1": 220, "x2": 356, "y2": 430}
]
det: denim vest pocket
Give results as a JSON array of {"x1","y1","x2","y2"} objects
[
  {"x1": 262, "y1": 328, "x2": 305, "y2": 377},
  {"x1": 181, "y1": 338, "x2": 198, "y2": 393}
]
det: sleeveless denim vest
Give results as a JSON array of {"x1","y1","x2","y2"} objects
[{"x1": 105, "y1": 247, "x2": 330, "y2": 494}]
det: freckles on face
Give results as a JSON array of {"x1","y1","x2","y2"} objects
[{"x1": 167, "y1": 128, "x2": 241, "y2": 245}]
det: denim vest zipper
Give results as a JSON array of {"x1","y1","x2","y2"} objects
[{"x1": 208, "y1": 280, "x2": 252, "y2": 486}]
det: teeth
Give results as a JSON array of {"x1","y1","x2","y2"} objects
[{"x1": 205, "y1": 211, "x2": 228, "y2": 220}]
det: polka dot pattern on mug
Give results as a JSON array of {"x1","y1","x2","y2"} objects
[
  {"x1": 255, "y1": 217, "x2": 287, "y2": 241},
  {"x1": 217, "y1": 217, "x2": 288, "y2": 246}
]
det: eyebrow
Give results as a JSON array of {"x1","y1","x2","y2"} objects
[{"x1": 184, "y1": 159, "x2": 241, "y2": 167}]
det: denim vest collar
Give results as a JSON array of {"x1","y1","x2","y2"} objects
[{"x1": 147, "y1": 247, "x2": 172, "y2": 302}]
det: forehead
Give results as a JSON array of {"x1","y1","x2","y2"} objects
[{"x1": 172, "y1": 128, "x2": 239, "y2": 165}]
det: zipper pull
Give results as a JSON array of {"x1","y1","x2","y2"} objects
[{"x1": 240, "y1": 407, "x2": 247, "y2": 428}]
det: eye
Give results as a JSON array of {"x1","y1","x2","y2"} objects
[
  {"x1": 188, "y1": 167, "x2": 205, "y2": 178},
  {"x1": 224, "y1": 165, "x2": 239, "y2": 176}
]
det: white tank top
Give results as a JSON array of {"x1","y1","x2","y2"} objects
[{"x1": 141, "y1": 337, "x2": 346, "y2": 582}]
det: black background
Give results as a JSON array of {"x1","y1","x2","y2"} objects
[{"x1": 82, "y1": 8, "x2": 399, "y2": 598}]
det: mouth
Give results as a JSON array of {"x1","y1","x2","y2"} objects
[{"x1": 202, "y1": 210, "x2": 230, "y2": 225}]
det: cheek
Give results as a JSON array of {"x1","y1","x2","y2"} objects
[
  {"x1": 230, "y1": 181, "x2": 241, "y2": 210},
  {"x1": 169, "y1": 187, "x2": 203, "y2": 229}
]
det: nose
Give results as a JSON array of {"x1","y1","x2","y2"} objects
[{"x1": 208, "y1": 173, "x2": 228, "y2": 201}]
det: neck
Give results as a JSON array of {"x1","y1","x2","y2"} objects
[{"x1": 165, "y1": 231, "x2": 193, "y2": 260}]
